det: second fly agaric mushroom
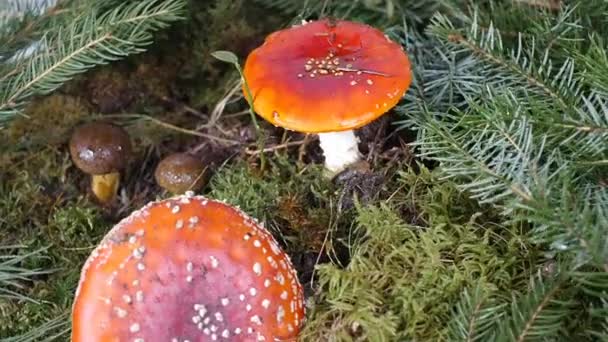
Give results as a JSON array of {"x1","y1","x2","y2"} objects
[
  {"x1": 154, "y1": 153, "x2": 207, "y2": 194},
  {"x1": 69, "y1": 122, "x2": 132, "y2": 203},
  {"x1": 243, "y1": 19, "x2": 411, "y2": 174},
  {"x1": 72, "y1": 193, "x2": 305, "y2": 341}
]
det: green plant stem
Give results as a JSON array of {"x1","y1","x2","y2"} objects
[{"x1": 235, "y1": 63, "x2": 267, "y2": 171}]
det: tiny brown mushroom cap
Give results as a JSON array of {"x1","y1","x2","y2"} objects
[
  {"x1": 154, "y1": 153, "x2": 206, "y2": 194},
  {"x1": 69, "y1": 122, "x2": 132, "y2": 175},
  {"x1": 72, "y1": 194, "x2": 305, "y2": 342}
]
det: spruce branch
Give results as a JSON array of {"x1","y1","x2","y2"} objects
[
  {"x1": 447, "y1": 283, "x2": 505, "y2": 342},
  {"x1": 575, "y1": 35, "x2": 608, "y2": 96},
  {"x1": 252, "y1": 0, "x2": 462, "y2": 26},
  {"x1": 0, "y1": 0, "x2": 186, "y2": 128},
  {"x1": 411, "y1": 96, "x2": 560, "y2": 209},
  {"x1": 427, "y1": 11, "x2": 583, "y2": 110},
  {"x1": 495, "y1": 273, "x2": 573, "y2": 342}
]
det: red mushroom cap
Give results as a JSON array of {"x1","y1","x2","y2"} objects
[
  {"x1": 72, "y1": 194, "x2": 305, "y2": 342},
  {"x1": 243, "y1": 19, "x2": 412, "y2": 133}
]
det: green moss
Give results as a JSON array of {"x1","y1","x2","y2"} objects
[
  {"x1": 302, "y1": 166, "x2": 537, "y2": 342},
  {"x1": 0, "y1": 147, "x2": 109, "y2": 338},
  {"x1": 175, "y1": 0, "x2": 284, "y2": 108},
  {"x1": 208, "y1": 157, "x2": 337, "y2": 252},
  {"x1": 7, "y1": 94, "x2": 90, "y2": 147}
]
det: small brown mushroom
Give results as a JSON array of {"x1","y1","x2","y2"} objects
[
  {"x1": 154, "y1": 153, "x2": 207, "y2": 194},
  {"x1": 69, "y1": 122, "x2": 132, "y2": 204}
]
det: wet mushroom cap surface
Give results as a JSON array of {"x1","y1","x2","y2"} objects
[
  {"x1": 69, "y1": 122, "x2": 132, "y2": 175},
  {"x1": 243, "y1": 19, "x2": 411, "y2": 133},
  {"x1": 154, "y1": 153, "x2": 207, "y2": 194},
  {"x1": 72, "y1": 195, "x2": 305, "y2": 342}
]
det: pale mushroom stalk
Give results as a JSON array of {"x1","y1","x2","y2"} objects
[
  {"x1": 317, "y1": 130, "x2": 361, "y2": 174},
  {"x1": 91, "y1": 172, "x2": 120, "y2": 203}
]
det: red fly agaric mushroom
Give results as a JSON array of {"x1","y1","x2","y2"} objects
[
  {"x1": 72, "y1": 193, "x2": 305, "y2": 342},
  {"x1": 243, "y1": 19, "x2": 411, "y2": 174}
]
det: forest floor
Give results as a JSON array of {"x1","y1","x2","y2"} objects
[{"x1": 0, "y1": 1, "x2": 551, "y2": 341}]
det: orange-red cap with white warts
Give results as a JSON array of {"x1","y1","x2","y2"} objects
[
  {"x1": 243, "y1": 19, "x2": 412, "y2": 133},
  {"x1": 72, "y1": 193, "x2": 305, "y2": 342}
]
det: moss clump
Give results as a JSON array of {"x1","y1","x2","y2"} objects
[
  {"x1": 208, "y1": 157, "x2": 336, "y2": 252},
  {"x1": 301, "y1": 166, "x2": 536, "y2": 341},
  {"x1": 0, "y1": 147, "x2": 109, "y2": 338},
  {"x1": 7, "y1": 94, "x2": 90, "y2": 147}
]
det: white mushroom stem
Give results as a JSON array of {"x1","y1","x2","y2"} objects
[{"x1": 317, "y1": 130, "x2": 362, "y2": 174}]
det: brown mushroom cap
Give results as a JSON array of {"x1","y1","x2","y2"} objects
[
  {"x1": 71, "y1": 194, "x2": 305, "y2": 341},
  {"x1": 69, "y1": 122, "x2": 132, "y2": 175},
  {"x1": 243, "y1": 19, "x2": 412, "y2": 133},
  {"x1": 154, "y1": 153, "x2": 207, "y2": 194}
]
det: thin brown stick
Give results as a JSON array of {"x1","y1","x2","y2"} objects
[{"x1": 245, "y1": 140, "x2": 307, "y2": 155}]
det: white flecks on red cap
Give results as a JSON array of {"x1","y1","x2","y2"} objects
[{"x1": 71, "y1": 193, "x2": 305, "y2": 342}]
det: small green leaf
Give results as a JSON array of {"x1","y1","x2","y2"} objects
[{"x1": 211, "y1": 50, "x2": 239, "y2": 64}]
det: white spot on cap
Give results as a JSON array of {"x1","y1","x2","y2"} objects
[
  {"x1": 280, "y1": 291, "x2": 288, "y2": 300},
  {"x1": 250, "y1": 315, "x2": 262, "y2": 325},
  {"x1": 249, "y1": 288, "x2": 257, "y2": 296},
  {"x1": 262, "y1": 299, "x2": 270, "y2": 309},
  {"x1": 189, "y1": 216, "x2": 199, "y2": 227},
  {"x1": 239, "y1": 294, "x2": 245, "y2": 301},
  {"x1": 210, "y1": 256, "x2": 219, "y2": 268},
  {"x1": 264, "y1": 279, "x2": 271, "y2": 288},
  {"x1": 175, "y1": 219, "x2": 184, "y2": 229},
  {"x1": 186, "y1": 262, "x2": 193, "y2": 272},
  {"x1": 253, "y1": 263, "x2": 262, "y2": 276},
  {"x1": 222, "y1": 329, "x2": 230, "y2": 338},
  {"x1": 221, "y1": 298, "x2": 230, "y2": 306},
  {"x1": 234, "y1": 328, "x2": 242, "y2": 335},
  {"x1": 135, "y1": 291, "x2": 144, "y2": 302},
  {"x1": 114, "y1": 307, "x2": 127, "y2": 318},
  {"x1": 215, "y1": 312, "x2": 223, "y2": 322},
  {"x1": 172, "y1": 205, "x2": 180, "y2": 214},
  {"x1": 130, "y1": 323, "x2": 140, "y2": 333},
  {"x1": 277, "y1": 305, "x2": 285, "y2": 324}
]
